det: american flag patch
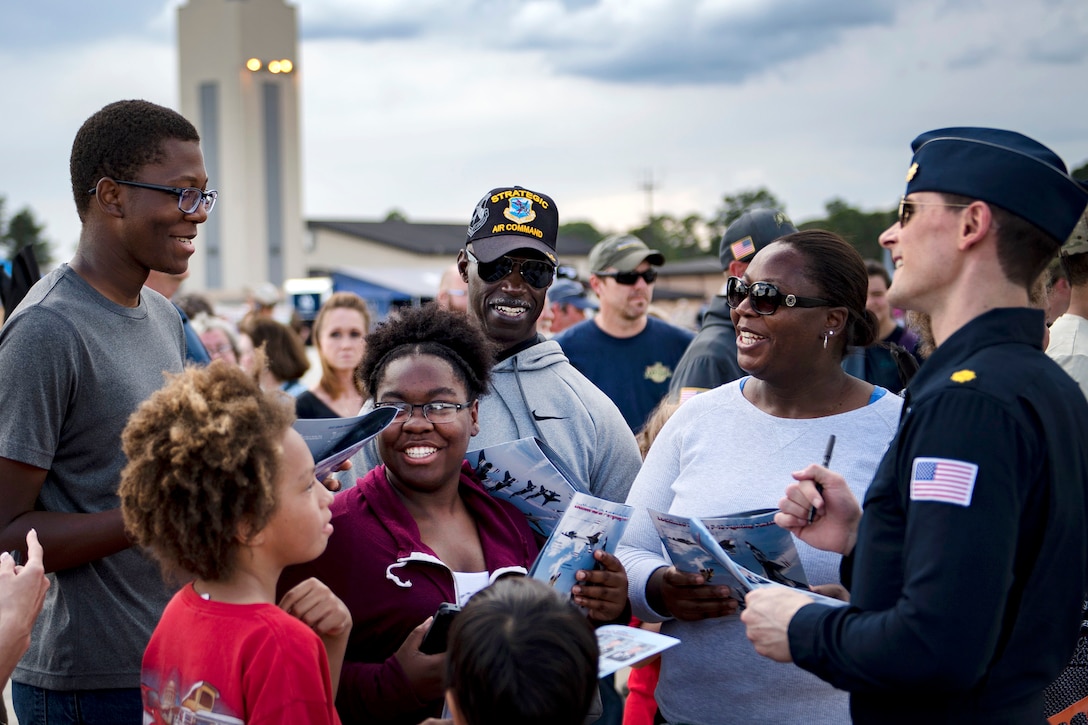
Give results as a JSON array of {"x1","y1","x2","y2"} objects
[
  {"x1": 909, "y1": 457, "x2": 978, "y2": 507},
  {"x1": 730, "y1": 236, "x2": 757, "y2": 261},
  {"x1": 678, "y1": 387, "x2": 707, "y2": 403}
]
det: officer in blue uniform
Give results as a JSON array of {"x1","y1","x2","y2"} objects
[{"x1": 741, "y1": 128, "x2": 1088, "y2": 724}]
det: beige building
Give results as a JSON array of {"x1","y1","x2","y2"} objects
[
  {"x1": 178, "y1": 0, "x2": 305, "y2": 294},
  {"x1": 174, "y1": 0, "x2": 714, "y2": 327}
]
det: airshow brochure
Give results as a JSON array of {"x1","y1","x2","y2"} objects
[
  {"x1": 466, "y1": 437, "x2": 588, "y2": 537},
  {"x1": 595, "y1": 625, "x2": 680, "y2": 679},
  {"x1": 648, "y1": 509, "x2": 846, "y2": 608},
  {"x1": 529, "y1": 492, "x2": 633, "y2": 607},
  {"x1": 701, "y1": 508, "x2": 809, "y2": 589},
  {"x1": 293, "y1": 406, "x2": 398, "y2": 481}
]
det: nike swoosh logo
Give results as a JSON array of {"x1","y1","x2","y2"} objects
[{"x1": 532, "y1": 410, "x2": 567, "y2": 421}]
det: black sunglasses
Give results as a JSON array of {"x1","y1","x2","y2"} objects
[
  {"x1": 596, "y1": 269, "x2": 657, "y2": 285},
  {"x1": 466, "y1": 248, "x2": 555, "y2": 289},
  {"x1": 725, "y1": 276, "x2": 832, "y2": 316}
]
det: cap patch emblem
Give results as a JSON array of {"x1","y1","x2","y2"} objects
[
  {"x1": 468, "y1": 198, "x2": 489, "y2": 236},
  {"x1": 504, "y1": 197, "x2": 536, "y2": 224},
  {"x1": 730, "y1": 236, "x2": 756, "y2": 261}
]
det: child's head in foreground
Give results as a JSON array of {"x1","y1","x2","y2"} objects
[
  {"x1": 119, "y1": 359, "x2": 332, "y2": 584},
  {"x1": 445, "y1": 576, "x2": 598, "y2": 725}
]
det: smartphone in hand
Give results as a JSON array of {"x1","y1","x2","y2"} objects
[{"x1": 419, "y1": 602, "x2": 461, "y2": 655}]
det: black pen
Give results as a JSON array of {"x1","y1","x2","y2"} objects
[
  {"x1": 8, "y1": 549, "x2": 21, "y2": 566},
  {"x1": 808, "y1": 434, "x2": 836, "y2": 524}
]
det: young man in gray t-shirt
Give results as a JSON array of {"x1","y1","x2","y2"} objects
[{"x1": 0, "y1": 99, "x2": 216, "y2": 724}]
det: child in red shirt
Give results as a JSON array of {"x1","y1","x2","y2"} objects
[{"x1": 119, "y1": 360, "x2": 350, "y2": 724}]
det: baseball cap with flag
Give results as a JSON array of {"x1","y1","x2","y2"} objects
[{"x1": 719, "y1": 209, "x2": 798, "y2": 269}]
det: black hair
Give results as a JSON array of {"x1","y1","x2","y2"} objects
[
  {"x1": 70, "y1": 99, "x2": 200, "y2": 221},
  {"x1": 446, "y1": 577, "x2": 598, "y2": 725},
  {"x1": 775, "y1": 229, "x2": 878, "y2": 351},
  {"x1": 358, "y1": 303, "x2": 495, "y2": 400}
]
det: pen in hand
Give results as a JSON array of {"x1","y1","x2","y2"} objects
[{"x1": 808, "y1": 434, "x2": 837, "y2": 524}]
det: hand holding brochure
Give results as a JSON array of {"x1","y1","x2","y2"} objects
[
  {"x1": 649, "y1": 509, "x2": 846, "y2": 608},
  {"x1": 701, "y1": 508, "x2": 809, "y2": 590},
  {"x1": 596, "y1": 625, "x2": 679, "y2": 678},
  {"x1": 293, "y1": 407, "x2": 398, "y2": 481},
  {"x1": 529, "y1": 493, "x2": 632, "y2": 606}
]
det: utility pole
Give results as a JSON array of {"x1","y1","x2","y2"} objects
[{"x1": 639, "y1": 169, "x2": 657, "y2": 222}]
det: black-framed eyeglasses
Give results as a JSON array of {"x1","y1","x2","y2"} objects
[
  {"x1": 88, "y1": 179, "x2": 218, "y2": 214},
  {"x1": 897, "y1": 196, "x2": 971, "y2": 227},
  {"x1": 725, "y1": 276, "x2": 832, "y2": 316},
  {"x1": 374, "y1": 400, "x2": 474, "y2": 424},
  {"x1": 596, "y1": 269, "x2": 658, "y2": 285},
  {"x1": 465, "y1": 248, "x2": 555, "y2": 289}
]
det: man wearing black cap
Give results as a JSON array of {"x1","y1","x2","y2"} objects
[
  {"x1": 554, "y1": 235, "x2": 695, "y2": 433},
  {"x1": 668, "y1": 209, "x2": 797, "y2": 399},
  {"x1": 542, "y1": 278, "x2": 597, "y2": 336},
  {"x1": 742, "y1": 128, "x2": 1088, "y2": 723},
  {"x1": 454, "y1": 186, "x2": 641, "y2": 504}
]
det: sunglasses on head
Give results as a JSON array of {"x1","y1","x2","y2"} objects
[
  {"x1": 595, "y1": 269, "x2": 658, "y2": 285},
  {"x1": 725, "y1": 276, "x2": 832, "y2": 316},
  {"x1": 466, "y1": 248, "x2": 556, "y2": 289}
]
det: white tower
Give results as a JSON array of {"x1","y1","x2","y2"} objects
[{"x1": 177, "y1": 0, "x2": 304, "y2": 294}]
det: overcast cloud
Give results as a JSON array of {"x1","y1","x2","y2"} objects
[{"x1": 1, "y1": 0, "x2": 1085, "y2": 261}]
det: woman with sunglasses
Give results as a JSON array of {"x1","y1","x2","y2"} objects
[
  {"x1": 279, "y1": 305, "x2": 628, "y2": 725},
  {"x1": 616, "y1": 229, "x2": 904, "y2": 725}
]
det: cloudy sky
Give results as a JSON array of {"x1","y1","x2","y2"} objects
[{"x1": 2, "y1": 0, "x2": 1085, "y2": 260}]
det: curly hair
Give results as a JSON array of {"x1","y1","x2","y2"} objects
[
  {"x1": 119, "y1": 359, "x2": 295, "y2": 583},
  {"x1": 313, "y1": 292, "x2": 372, "y2": 398},
  {"x1": 358, "y1": 303, "x2": 495, "y2": 399},
  {"x1": 775, "y1": 229, "x2": 879, "y2": 354},
  {"x1": 70, "y1": 99, "x2": 200, "y2": 222}
]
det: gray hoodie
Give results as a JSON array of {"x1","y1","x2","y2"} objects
[{"x1": 347, "y1": 339, "x2": 641, "y2": 504}]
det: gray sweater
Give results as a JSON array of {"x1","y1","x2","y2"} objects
[{"x1": 617, "y1": 380, "x2": 902, "y2": 725}]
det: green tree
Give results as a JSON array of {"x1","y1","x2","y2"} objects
[
  {"x1": 707, "y1": 187, "x2": 786, "y2": 242},
  {"x1": 383, "y1": 208, "x2": 408, "y2": 223},
  {"x1": 799, "y1": 198, "x2": 896, "y2": 262},
  {"x1": 628, "y1": 213, "x2": 711, "y2": 261},
  {"x1": 1072, "y1": 160, "x2": 1088, "y2": 181},
  {"x1": 0, "y1": 196, "x2": 54, "y2": 267},
  {"x1": 558, "y1": 221, "x2": 605, "y2": 246}
]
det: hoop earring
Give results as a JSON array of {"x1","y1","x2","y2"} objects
[{"x1": 823, "y1": 330, "x2": 833, "y2": 349}]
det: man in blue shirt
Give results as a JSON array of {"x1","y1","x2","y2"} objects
[{"x1": 554, "y1": 236, "x2": 694, "y2": 433}]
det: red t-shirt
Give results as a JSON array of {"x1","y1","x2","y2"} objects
[{"x1": 141, "y1": 583, "x2": 341, "y2": 725}]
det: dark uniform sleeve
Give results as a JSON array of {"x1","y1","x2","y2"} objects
[{"x1": 789, "y1": 388, "x2": 1041, "y2": 695}]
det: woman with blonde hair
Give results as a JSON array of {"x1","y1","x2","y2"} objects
[{"x1": 297, "y1": 292, "x2": 371, "y2": 418}]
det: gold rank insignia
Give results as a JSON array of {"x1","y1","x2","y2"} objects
[
  {"x1": 950, "y1": 369, "x2": 976, "y2": 383},
  {"x1": 906, "y1": 162, "x2": 919, "y2": 182}
]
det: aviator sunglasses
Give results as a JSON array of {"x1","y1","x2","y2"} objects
[
  {"x1": 595, "y1": 269, "x2": 658, "y2": 285},
  {"x1": 725, "y1": 276, "x2": 832, "y2": 316},
  {"x1": 466, "y1": 248, "x2": 556, "y2": 289}
]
